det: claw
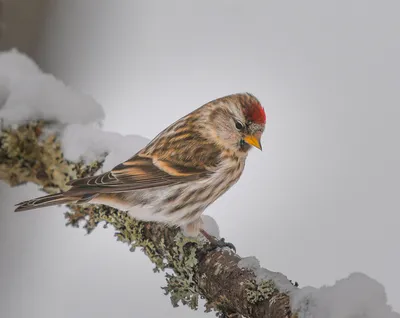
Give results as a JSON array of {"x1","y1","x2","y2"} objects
[
  {"x1": 200, "y1": 229, "x2": 236, "y2": 253},
  {"x1": 212, "y1": 237, "x2": 236, "y2": 252}
]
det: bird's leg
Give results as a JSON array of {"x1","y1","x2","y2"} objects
[
  {"x1": 182, "y1": 219, "x2": 236, "y2": 252},
  {"x1": 200, "y1": 229, "x2": 236, "y2": 253}
]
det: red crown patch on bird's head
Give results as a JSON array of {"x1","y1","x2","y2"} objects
[{"x1": 246, "y1": 102, "x2": 266, "y2": 125}]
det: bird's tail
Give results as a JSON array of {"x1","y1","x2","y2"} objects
[{"x1": 14, "y1": 192, "x2": 83, "y2": 212}]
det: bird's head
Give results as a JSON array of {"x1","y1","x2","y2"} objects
[{"x1": 207, "y1": 93, "x2": 266, "y2": 153}]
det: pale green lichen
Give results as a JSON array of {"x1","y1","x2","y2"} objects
[
  {"x1": 162, "y1": 232, "x2": 203, "y2": 309},
  {"x1": 244, "y1": 279, "x2": 279, "y2": 304},
  {"x1": 66, "y1": 203, "x2": 205, "y2": 309},
  {"x1": 0, "y1": 121, "x2": 103, "y2": 191}
]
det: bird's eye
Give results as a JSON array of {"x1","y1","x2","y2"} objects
[{"x1": 235, "y1": 121, "x2": 244, "y2": 130}]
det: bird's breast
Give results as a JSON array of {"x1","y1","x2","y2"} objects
[{"x1": 126, "y1": 158, "x2": 245, "y2": 226}]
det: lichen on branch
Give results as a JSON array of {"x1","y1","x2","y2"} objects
[
  {"x1": 0, "y1": 120, "x2": 101, "y2": 190},
  {"x1": 0, "y1": 121, "x2": 296, "y2": 318}
]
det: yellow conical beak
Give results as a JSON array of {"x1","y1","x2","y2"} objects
[{"x1": 244, "y1": 135, "x2": 262, "y2": 150}]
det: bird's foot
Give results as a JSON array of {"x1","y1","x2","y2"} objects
[
  {"x1": 209, "y1": 237, "x2": 236, "y2": 252},
  {"x1": 200, "y1": 229, "x2": 236, "y2": 253}
]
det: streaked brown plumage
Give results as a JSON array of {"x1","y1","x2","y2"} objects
[{"x1": 15, "y1": 93, "x2": 266, "y2": 244}]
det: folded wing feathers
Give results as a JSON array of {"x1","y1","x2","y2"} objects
[{"x1": 64, "y1": 155, "x2": 212, "y2": 195}]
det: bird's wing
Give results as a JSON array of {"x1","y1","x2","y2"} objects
[
  {"x1": 66, "y1": 153, "x2": 217, "y2": 195},
  {"x1": 66, "y1": 113, "x2": 222, "y2": 194}
]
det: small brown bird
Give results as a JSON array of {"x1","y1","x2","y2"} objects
[{"x1": 15, "y1": 93, "x2": 266, "y2": 249}]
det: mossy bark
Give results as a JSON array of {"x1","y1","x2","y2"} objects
[{"x1": 0, "y1": 121, "x2": 297, "y2": 318}]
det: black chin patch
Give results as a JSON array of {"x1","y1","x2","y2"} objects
[{"x1": 239, "y1": 139, "x2": 251, "y2": 152}]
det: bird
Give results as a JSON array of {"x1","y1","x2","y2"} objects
[{"x1": 14, "y1": 92, "x2": 266, "y2": 250}]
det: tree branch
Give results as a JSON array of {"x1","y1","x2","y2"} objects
[
  {"x1": 2, "y1": 120, "x2": 400, "y2": 318},
  {"x1": 0, "y1": 121, "x2": 297, "y2": 318}
]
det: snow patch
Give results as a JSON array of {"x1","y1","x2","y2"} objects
[
  {"x1": 237, "y1": 256, "x2": 260, "y2": 272},
  {"x1": 0, "y1": 49, "x2": 104, "y2": 126},
  {"x1": 201, "y1": 215, "x2": 220, "y2": 239},
  {"x1": 238, "y1": 256, "x2": 296, "y2": 293},
  {"x1": 238, "y1": 257, "x2": 400, "y2": 317},
  {"x1": 0, "y1": 73, "x2": 104, "y2": 126},
  {"x1": 0, "y1": 48, "x2": 149, "y2": 170},
  {"x1": 0, "y1": 49, "x2": 42, "y2": 109},
  {"x1": 62, "y1": 123, "x2": 149, "y2": 167},
  {"x1": 292, "y1": 272, "x2": 400, "y2": 318},
  {"x1": 0, "y1": 49, "x2": 42, "y2": 80}
]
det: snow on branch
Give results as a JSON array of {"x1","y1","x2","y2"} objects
[{"x1": 0, "y1": 49, "x2": 399, "y2": 318}]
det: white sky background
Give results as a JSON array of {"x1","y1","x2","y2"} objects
[{"x1": 1, "y1": 0, "x2": 400, "y2": 317}]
